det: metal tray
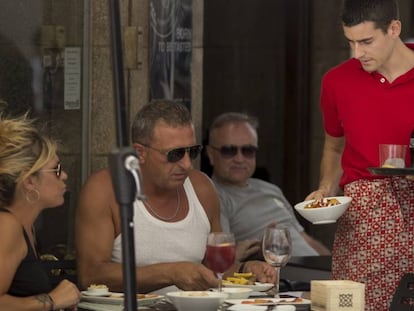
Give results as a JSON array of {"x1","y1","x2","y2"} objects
[{"x1": 368, "y1": 167, "x2": 414, "y2": 176}]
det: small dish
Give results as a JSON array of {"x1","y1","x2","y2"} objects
[
  {"x1": 81, "y1": 290, "x2": 111, "y2": 297},
  {"x1": 222, "y1": 282, "x2": 274, "y2": 292},
  {"x1": 225, "y1": 296, "x2": 310, "y2": 306},
  {"x1": 294, "y1": 196, "x2": 352, "y2": 224},
  {"x1": 210, "y1": 287, "x2": 253, "y2": 299},
  {"x1": 228, "y1": 306, "x2": 296, "y2": 311},
  {"x1": 80, "y1": 292, "x2": 163, "y2": 306},
  {"x1": 167, "y1": 291, "x2": 228, "y2": 311},
  {"x1": 85, "y1": 284, "x2": 109, "y2": 296}
]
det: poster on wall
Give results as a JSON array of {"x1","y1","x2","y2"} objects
[
  {"x1": 64, "y1": 47, "x2": 81, "y2": 110},
  {"x1": 149, "y1": 0, "x2": 192, "y2": 110}
]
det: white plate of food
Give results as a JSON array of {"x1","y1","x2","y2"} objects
[
  {"x1": 83, "y1": 284, "x2": 110, "y2": 296},
  {"x1": 167, "y1": 291, "x2": 228, "y2": 311},
  {"x1": 225, "y1": 296, "x2": 310, "y2": 305},
  {"x1": 294, "y1": 196, "x2": 352, "y2": 224},
  {"x1": 222, "y1": 281, "x2": 275, "y2": 292},
  {"x1": 81, "y1": 292, "x2": 163, "y2": 306},
  {"x1": 81, "y1": 291, "x2": 112, "y2": 297}
]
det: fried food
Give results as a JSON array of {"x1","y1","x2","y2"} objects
[
  {"x1": 304, "y1": 198, "x2": 340, "y2": 209},
  {"x1": 233, "y1": 272, "x2": 253, "y2": 278},
  {"x1": 224, "y1": 272, "x2": 256, "y2": 285}
]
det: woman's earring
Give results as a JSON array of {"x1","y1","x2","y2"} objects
[{"x1": 25, "y1": 189, "x2": 40, "y2": 204}]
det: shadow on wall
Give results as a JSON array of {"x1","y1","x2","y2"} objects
[{"x1": 0, "y1": 33, "x2": 34, "y2": 115}]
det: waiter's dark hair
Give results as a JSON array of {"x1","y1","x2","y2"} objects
[{"x1": 341, "y1": 0, "x2": 399, "y2": 33}]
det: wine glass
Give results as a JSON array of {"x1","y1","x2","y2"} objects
[
  {"x1": 204, "y1": 232, "x2": 236, "y2": 292},
  {"x1": 262, "y1": 225, "x2": 292, "y2": 297}
]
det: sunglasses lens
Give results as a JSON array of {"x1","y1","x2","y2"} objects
[
  {"x1": 220, "y1": 146, "x2": 238, "y2": 158},
  {"x1": 241, "y1": 146, "x2": 257, "y2": 158},
  {"x1": 166, "y1": 145, "x2": 202, "y2": 163},
  {"x1": 167, "y1": 148, "x2": 186, "y2": 163},
  {"x1": 189, "y1": 146, "x2": 202, "y2": 160},
  {"x1": 56, "y1": 163, "x2": 62, "y2": 177}
]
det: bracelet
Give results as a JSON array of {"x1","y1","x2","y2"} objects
[
  {"x1": 35, "y1": 293, "x2": 54, "y2": 311},
  {"x1": 238, "y1": 262, "x2": 246, "y2": 273},
  {"x1": 46, "y1": 294, "x2": 55, "y2": 311}
]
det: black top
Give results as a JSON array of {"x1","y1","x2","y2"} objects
[{"x1": 0, "y1": 208, "x2": 51, "y2": 296}]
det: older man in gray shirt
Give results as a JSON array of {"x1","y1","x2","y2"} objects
[{"x1": 206, "y1": 112, "x2": 330, "y2": 259}]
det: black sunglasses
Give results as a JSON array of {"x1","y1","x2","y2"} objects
[
  {"x1": 210, "y1": 145, "x2": 258, "y2": 159},
  {"x1": 140, "y1": 143, "x2": 203, "y2": 163},
  {"x1": 40, "y1": 162, "x2": 62, "y2": 177}
]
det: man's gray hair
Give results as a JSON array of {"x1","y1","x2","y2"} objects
[{"x1": 208, "y1": 112, "x2": 258, "y2": 142}]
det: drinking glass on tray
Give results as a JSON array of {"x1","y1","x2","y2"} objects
[
  {"x1": 262, "y1": 225, "x2": 292, "y2": 297},
  {"x1": 204, "y1": 232, "x2": 236, "y2": 292}
]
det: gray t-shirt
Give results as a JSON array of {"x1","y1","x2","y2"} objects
[{"x1": 213, "y1": 177, "x2": 318, "y2": 257}]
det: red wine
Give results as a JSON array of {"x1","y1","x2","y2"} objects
[{"x1": 204, "y1": 244, "x2": 236, "y2": 273}]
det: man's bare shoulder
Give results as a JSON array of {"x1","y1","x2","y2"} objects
[
  {"x1": 78, "y1": 168, "x2": 116, "y2": 212},
  {"x1": 188, "y1": 169, "x2": 213, "y2": 187},
  {"x1": 85, "y1": 168, "x2": 112, "y2": 185},
  {"x1": 80, "y1": 169, "x2": 113, "y2": 194},
  {"x1": 188, "y1": 170, "x2": 220, "y2": 226}
]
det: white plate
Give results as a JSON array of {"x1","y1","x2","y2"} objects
[
  {"x1": 294, "y1": 196, "x2": 351, "y2": 225},
  {"x1": 81, "y1": 292, "x2": 163, "y2": 306},
  {"x1": 223, "y1": 282, "x2": 274, "y2": 292},
  {"x1": 225, "y1": 297, "x2": 311, "y2": 305},
  {"x1": 228, "y1": 305, "x2": 296, "y2": 311},
  {"x1": 81, "y1": 290, "x2": 111, "y2": 297}
]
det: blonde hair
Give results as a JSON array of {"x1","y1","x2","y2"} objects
[{"x1": 0, "y1": 112, "x2": 57, "y2": 206}]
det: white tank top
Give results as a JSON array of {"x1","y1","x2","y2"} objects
[{"x1": 111, "y1": 178, "x2": 211, "y2": 293}]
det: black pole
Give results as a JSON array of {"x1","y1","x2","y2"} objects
[
  {"x1": 109, "y1": 0, "x2": 129, "y2": 147},
  {"x1": 108, "y1": 0, "x2": 138, "y2": 310}
]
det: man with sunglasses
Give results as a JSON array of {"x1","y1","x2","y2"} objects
[
  {"x1": 206, "y1": 112, "x2": 330, "y2": 260},
  {"x1": 76, "y1": 101, "x2": 275, "y2": 294}
]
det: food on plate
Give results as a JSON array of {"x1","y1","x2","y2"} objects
[
  {"x1": 85, "y1": 284, "x2": 109, "y2": 296},
  {"x1": 304, "y1": 198, "x2": 340, "y2": 209},
  {"x1": 137, "y1": 293, "x2": 160, "y2": 299},
  {"x1": 224, "y1": 272, "x2": 256, "y2": 285},
  {"x1": 279, "y1": 297, "x2": 303, "y2": 303},
  {"x1": 179, "y1": 291, "x2": 209, "y2": 297},
  {"x1": 87, "y1": 284, "x2": 109, "y2": 291},
  {"x1": 241, "y1": 297, "x2": 304, "y2": 304},
  {"x1": 241, "y1": 299, "x2": 273, "y2": 304}
]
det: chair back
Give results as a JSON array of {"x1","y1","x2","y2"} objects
[{"x1": 390, "y1": 273, "x2": 414, "y2": 311}]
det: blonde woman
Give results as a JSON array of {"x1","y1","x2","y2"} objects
[{"x1": 0, "y1": 113, "x2": 80, "y2": 310}]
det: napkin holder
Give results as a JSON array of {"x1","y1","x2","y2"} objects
[{"x1": 310, "y1": 280, "x2": 365, "y2": 311}]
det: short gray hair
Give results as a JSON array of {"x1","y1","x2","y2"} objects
[{"x1": 208, "y1": 112, "x2": 258, "y2": 142}]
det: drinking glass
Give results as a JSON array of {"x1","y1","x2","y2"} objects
[
  {"x1": 204, "y1": 232, "x2": 236, "y2": 292},
  {"x1": 262, "y1": 226, "x2": 292, "y2": 297}
]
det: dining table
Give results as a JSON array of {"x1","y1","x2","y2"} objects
[{"x1": 78, "y1": 291, "x2": 311, "y2": 311}]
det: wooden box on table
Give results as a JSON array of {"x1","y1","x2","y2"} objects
[{"x1": 310, "y1": 280, "x2": 365, "y2": 311}]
